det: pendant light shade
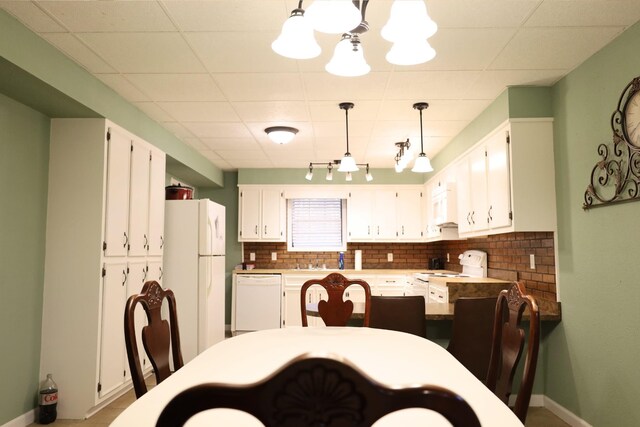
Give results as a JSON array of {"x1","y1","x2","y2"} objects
[
  {"x1": 365, "y1": 165, "x2": 373, "y2": 182},
  {"x1": 338, "y1": 154, "x2": 359, "y2": 172},
  {"x1": 272, "y1": 9, "x2": 321, "y2": 59},
  {"x1": 326, "y1": 34, "x2": 371, "y2": 77},
  {"x1": 411, "y1": 102, "x2": 434, "y2": 173},
  {"x1": 411, "y1": 153, "x2": 433, "y2": 173},
  {"x1": 326, "y1": 163, "x2": 333, "y2": 181},
  {"x1": 386, "y1": 39, "x2": 436, "y2": 66},
  {"x1": 305, "y1": 163, "x2": 313, "y2": 181},
  {"x1": 305, "y1": 0, "x2": 362, "y2": 34},
  {"x1": 345, "y1": 171, "x2": 353, "y2": 181},
  {"x1": 381, "y1": 0, "x2": 438, "y2": 42}
]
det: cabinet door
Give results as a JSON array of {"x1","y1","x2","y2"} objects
[
  {"x1": 262, "y1": 189, "x2": 284, "y2": 240},
  {"x1": 486, "y1": 127, "x2": 512, "y2": 229},
  {"x1": 104, "y1": 129, "x2": 131, "y2": 257},
  {"x1": 128, "y1": 139, "x2": 151, "y2": 257},
  {"x1": 396, "y1": 189, "x2": 423, "y2": 240},
  {"x1": 347, "y1": 191, "x2": 373, "y2": 241},
  {"x1": 283, "y1": 286, "x2": 302, "y2": 327},
  {"x1": 374, "y1": 190, "x2": 397, "y2": 240},
  {"x1": 98, "y1": 261, "x2": 128, "y2": 398},
  {"x1": 469, "y1": 145, "x2": 489, "y2": 233},
  {"x1": 147, "y1": 259, "x2": 163, "y2": 285},
  {"x1": 147, "y1": 147, "x2": 166, "y2": 256},
  {"x1": 239, "y1": 188, "x2": 261, "y2": 240},
  {"x1": 456, "y1": 158, "x2": 473, "y2": 234}
]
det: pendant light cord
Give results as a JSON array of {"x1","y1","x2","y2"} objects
[
  {"x1": 345, "y1": 107, "x2": 350, "y2": 155},
  {"x1": 419, "y1": 107, "x2": 424, "y2": 154}
]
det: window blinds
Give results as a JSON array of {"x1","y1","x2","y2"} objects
[{"x1": 290, "y1": 198, "x2": 344, "y2": 250}]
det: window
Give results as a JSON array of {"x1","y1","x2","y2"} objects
[{"x1": 287, "y1": 198, "x2": 346, "y2": 252}]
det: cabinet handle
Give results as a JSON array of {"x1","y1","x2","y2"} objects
[
  {"x1": 159, "y1": 267, "x2": 163, "y2": 280},
  {"x1": 402, "y1": 225, "x2": 405, "y2": 235},
  {"x1": 264, "y1": 225, "x2": 267, "y2": 235},
  {"x1": 466, "y1": 212, "x2": 471, "y2": 225},
  {"x1": 255, "y1": 225, "x2": 258, "y2": 235},
  {"x1": 123, "y1": 232, "x2": 129, "y2": 248},
  {"x1": 144, "y1": 234, "x2": 148, "y2": 250},
  {"x1": 121, "y1": 269, "x2": 127, "y2": 286},
  {"x1": 368, "y1": 225, "x2": 370, "y2": 235},
  {"x1": 160, "y1": 236, "x2": 164, "y2": 249},
  {"x1": 471, "y1": 211, "x2": 475, "y2": 224},
  {"x1": 488, "y1": 205, "x2": 493, "y2": 222},
  {"x1": 377, "y1": 226, "x2": 380, "y2": 235}
]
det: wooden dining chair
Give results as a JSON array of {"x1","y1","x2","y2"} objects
[
  {"x1": 369, "y1": 295, "x2": 426, "y2": 337},
  {"x1": 447, "y1": 297, "x2": 498, "y2": 383},
  {"x1": 300, "y1": 273, "x2": 372, "y2": 327},
  {"x1": 486, "y1": 281, "x2": 540, "y2": 423},
  {"x1": 124, "y1": 280, "x2": 184, "y2": 399},
  {"x1": 155, "y1": 353, "x2": 481, "y2": 427}
]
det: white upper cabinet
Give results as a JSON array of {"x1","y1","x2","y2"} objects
[
  {"x1": 373, "y1": 190, "x2": 397, "y2": 240},
  {"x1": 396, "y1": 189, "x2": 423, "y2": 241},
  {"x1": 347, "y1": 190, "x2": 373, "y2": 240},
  {"x1": 104, "y1": 128, "x2": 131, "y2": 257},
  {"x1": 128, "y1": 138, "x2": 151, "y2": 257},
  {"x1": 238, "y1": 187, "x2": 285, "y2": 242},
  {"x1": 455, "y1": 119, "x2": 556, "y2": 237},
  {"x1": 147, "y1": 146, "x2": 166, "y2": 256}
]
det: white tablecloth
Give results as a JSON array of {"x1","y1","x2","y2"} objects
[{"x1": 111, "y1": 327, "x2": 523, "y2": 426}]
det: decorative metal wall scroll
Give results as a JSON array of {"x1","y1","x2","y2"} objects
[{"x1": 584, "y1": 76, "x2": 640, "y2": 209}]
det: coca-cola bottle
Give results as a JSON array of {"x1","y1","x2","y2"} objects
[{"x1": 38, "y1": 374, "x2": 58, "y2": 424}]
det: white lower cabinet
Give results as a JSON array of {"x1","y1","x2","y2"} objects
[{"x1": 40, "y1": 119, "x2": 165, "y2": 419}]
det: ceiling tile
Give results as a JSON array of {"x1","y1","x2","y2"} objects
[
  {"x1": 200, "y1": 150, "x2": 235, "y2": 170},
  {"x1": 233, "y1": 101, "x2": 310, "y2": 122},
  {"x1": 0, "y1": 1, "x2": 66, "y2": 32},
  {"x1": 490, "y1": 27, "x2": 624, "y2": 70},
  {"x1": 199, "y1": 137, "x2": 261, "y2": 151},
  {"x1": 303, "y1": 72, "x2": 391, "y2": 101},
  {"x1": 525, "y1": 1, "x2": 640, "y2": 27},
  {"x1": 157, "y1": 102, "x2": 239, "y2": 122},
  {"x1": 386, "y1": 71, "x2": 481, "y2": 100},
  {"x1": 182, "y1": 137, "x2": 209, "y2": 151},
  {"x1": 312, "y1": 121, "x2": 376, "y2": 139},
  {"x1": 225, "y1": 159, "x2": 275, "y2": 169},
  {"x1": 95, "y1": 74, "x2": 150, "y2": 102},
  {"x1": 216, "y1": 149, "x2": 269, "y2": 161},
  {"x1": 213, "y1": 73, "x2": 305, "y2": 101},
  {"x1": 78, "y1": 33, "x2": 205, "y2": 73},
  {"x1": 379, "y1": 99, "x2": 493, "y2": 121},
  {"x1": 42, "y1": 33, "x2": 116, "y2": 73},
  {"x1": 133, "y1": 102, "x2": 175, "y2": 123},
  {"x1": 308, "y1": 101, "x2": 382, "y2": 122},
  {"x1": 124, "y1": 74, "x2": 225, "y2": 102},
  {"x1": 427, "y1": 0, "x2": 541, "y2": 28},
  {"x1": 182, "y1": 122, "x2": 253, "y2": 139},
  {"x1": 468, "y1": 69, "x2": 565, "y2": 100},
  {"x1": 186, "y1": 31, "x2": 298, "y2": 73},
  {"x1": 163, "y1": 0, "x2": 288, "y2": 32},
  {"x1": 161, "y1": 122, "x2": 196, "y2": 139},
  {"x1": 38, "y1": 1, "x2": 175, "y2": 32},
  {"x1": 244, "y1": 122, "x2": 314, "y2": 144}
]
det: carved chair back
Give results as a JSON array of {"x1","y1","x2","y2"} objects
[
  {"x1": 486, "y1": 281, "x2": 540, "y2": 423},
  {"x1": 300, "y1": 273, "x2": 372, "y2": 327},
  {"x1": 155, "y1": 353, "x2": 481, "y2": 427},
  {"x1": 125, "y1": 280, "x2": 184, "y2": 399}
]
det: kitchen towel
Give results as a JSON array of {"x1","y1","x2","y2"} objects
[{"x1": 354, "y1": 250, "x2": 362, "y2": 270}]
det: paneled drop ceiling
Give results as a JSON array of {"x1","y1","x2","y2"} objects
[{"x1": 2, "y1": 0, "x2": 640, "y2": 170}]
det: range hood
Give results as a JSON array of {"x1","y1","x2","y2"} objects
[{"x1": 432, "y1": 182, "x2": 458, "y2": 226}]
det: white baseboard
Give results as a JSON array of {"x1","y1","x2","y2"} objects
[
  {"x1": 544, "y1": 396, "x2": 593, "y2": 427},
  {"x1": 2, "y1": 409, "x2": 34, "y2": 427},
  {"x1": 508, "y1": 393, "x2": 544, "y2": 407}
]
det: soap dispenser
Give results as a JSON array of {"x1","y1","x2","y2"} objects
[{"x1": 338, "y1": 252, "x2": 345, "y2": 270}]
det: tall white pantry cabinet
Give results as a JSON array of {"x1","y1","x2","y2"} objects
[{"x1": 40, "y1": 119, "x2": 166, "y2": 419}]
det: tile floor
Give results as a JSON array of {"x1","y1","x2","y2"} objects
[{"x1": 29, "y1": 388, "x2": 570, "y2": 426}]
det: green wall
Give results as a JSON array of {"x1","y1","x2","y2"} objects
[
  {"x1": 0, "y1": 93, "x2": 50, "y2": 424},
  {"x1": 199, "y1": 172, "x2": 242, "y2": 325},
  {"x1": 238, "y1": 168, "x2": 425, "y2": 185},
  {"x1": 545, "y1": 22, "x2": 640, "y2": 426}
]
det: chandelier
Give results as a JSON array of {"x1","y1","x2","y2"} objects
[{"x1": 272, "y1": 0, "x2": 438, "y2": 77}]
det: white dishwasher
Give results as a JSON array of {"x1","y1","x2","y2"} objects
[{"x1": 234, "y1": 274, "x2": 282, "y2": 334}]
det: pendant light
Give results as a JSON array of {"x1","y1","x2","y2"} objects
[
  {"x1": 337, "y1": 102, "x2": 359, "y2": 172},
  {"x1": 272, "y1": 6, "x2": 321, "y2": 59},
  {"x1": 305, "y1": 0, "x2": 362, "y2": 34},
  {"x1": 305, "y1": 163, "x2": 313, "y2": 181},
  {"x1": 381, "y1": 0, "x2": 438, "y2": 42},
  {"x1": 326, "y1": 162, "x2": 334, "y2": 181},
  {"x1": 411, "y1": 102, "x2": 434, "y2": 173}
]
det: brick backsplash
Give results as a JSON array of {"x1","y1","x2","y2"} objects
[{"x1": 243, "y1": 231, "x2": 556, "y2": 301}]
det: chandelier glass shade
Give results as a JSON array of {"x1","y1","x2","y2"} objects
[
  {"x1": 272, "y1": 0, "x2": 437, "y2": 76},
  {"x1": 272, "y1": 9, "x2": 321, "y2": 59},
  {"x1": 337, "y1": 153, "x2": 359, "y2": 172},
  {"x1": 305, "y1": 0, "x2": 362, "y2": 34},
  {"x1": 325, "y1": 34, "x2": 371, "y2": 77},
  {"x1": 411, "y1": 102, "x2": 434, "y2": 173}
]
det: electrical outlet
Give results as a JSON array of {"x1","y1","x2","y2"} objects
[
  {"x1": 446, "y1": 253, "x2": 450, "y2": 262},
  {"x1": 387, "y1": 253, "x2": 393, "y2": 262},
  {"x1": 249, "y1": 252, "x2": 256, "y2": 261},
  {"x1": 529, "y1": 254, "x2": 536, "y2": 269},
  {"x1": 271, "y1": 252, "x2": 277, "y2": 261}
]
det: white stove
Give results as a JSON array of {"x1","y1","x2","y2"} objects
[{"x1": 406, "y1": 250, "x2": 488, "y2": 303}]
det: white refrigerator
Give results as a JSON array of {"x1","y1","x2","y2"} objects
[{"x1": 164, "y1": 199, "x2": 226, "y2": 363}]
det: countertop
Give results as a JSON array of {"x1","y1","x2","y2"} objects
[{"x1": 234, "y1": 268, "x2": 473, "y2": 276}]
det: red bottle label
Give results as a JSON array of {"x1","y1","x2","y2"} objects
[{"x1": 40, "y1": 392, "x2": 58, "y2": 406}]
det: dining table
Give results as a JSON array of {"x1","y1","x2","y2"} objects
[{"x1": 110, "y1": 327, "x2": 523, "y2": 426}]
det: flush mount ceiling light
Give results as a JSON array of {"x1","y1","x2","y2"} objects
[
  {"x1": 272, "y1": 0, "x2": 437, "y2": 77},
  {"x1": 411, "y1": 102, "x2": 434, "y2": 173},
  {"x1": 265, "y1": 126, "x2": 299, "y2": 144}
]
